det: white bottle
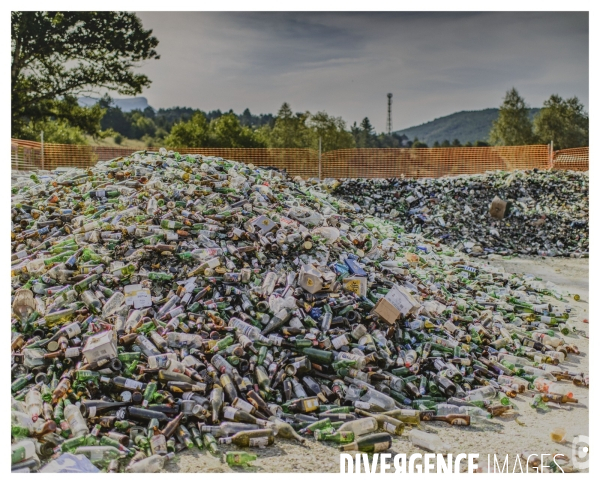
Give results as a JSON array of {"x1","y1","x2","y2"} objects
[
  {"x1": 338, "y1": 417, "x2": 378, "y2": 436},
  {"x1": 64, "y1": 404, "x2": 87, "y2": 438}
]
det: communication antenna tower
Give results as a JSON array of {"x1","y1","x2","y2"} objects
[{"x1": 386, "y1": 93, "x2": 393, "y2": 136}]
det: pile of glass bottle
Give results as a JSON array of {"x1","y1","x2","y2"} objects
[
  {"x1": 11, "y1": 150, "x2": 588, "y2": 472},
  {"x1": 331, "y1": 169, "x2": 588, "y2": 257}
]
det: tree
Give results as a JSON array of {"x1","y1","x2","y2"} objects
[
  {"x1": 441, "y1": 139, "x2": 450, "y2": 147},
  {"x1": 269, "y1": 103, "x2": 313, "y2": 148},
  {"x1": 164, "y1": 112, "x2": 210, "y2": 147},
  {"x1": 20, "y1": 118, "x2": 88, "y2": 144},
  {"x1": 209, "y1": 113, "x2": 264, "y2": 148},
  {"x1": 412, "y1": 138, "x2": 428, "y2": 148},
  {"x1": 352, "y1": 117, "x2": 377, "y2": 148},
  {"x1": 11, "y1": 12, "x2": 159, "y2": 138},
  {"x1": 489, "y1": 88, "x2": 535, "y2": 145},
  {"x1": 474, "y1": 140, "x2": 489, "y2": 147},
  {"x1": 307, "y1": 111, "x2": 355, "y2": 151},
  {"x1": 433, "y1": 141, "x2": 440, "y2": 148},
  {"x1": 452, "y1": 139, "x2": 462, "y2": 147},
  {"x1": 533, "y1": 95, "x2": 588, "y2": 149}
]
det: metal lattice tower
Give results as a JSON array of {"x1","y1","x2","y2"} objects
[{"x1": 386, "y1": 93, "x2": 393, "y2": 136}]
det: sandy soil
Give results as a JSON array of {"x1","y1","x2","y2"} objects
[{"x1": 165, "y1": 256, "x2": 589, "y2": 473}]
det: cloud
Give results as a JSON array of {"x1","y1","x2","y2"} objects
[{"x1": 134, "y1": 11, "x2": 588, "y2": 131}]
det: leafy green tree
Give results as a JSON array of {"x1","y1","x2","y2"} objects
[
  {"x1": 352, "y1": 117, "x2": 377, "y2": 148},
  {"x1": 489, "y1": 88, "x2": 535, "y2": 145},
  {"x1": 441, "y1": 139, "x2": 450, "y2": 147},
  {"x1": 464, "y1": 141, "x2": 473, "y2": 147},
  {"x1": 164, "y1": 112, "x2": 210, "y2": 147},
  {"x1": 269, "y1": 103, "x2": 313, "y2": 148},
  {"x1": 20, "y1": 118, "x2": 88, "y2": 144},
  {"x1": 452, "y1": 139, "x2": 462, "y2": 147},
  {"x1": 307, "y1": 111, "x2": 355, "y2": 151},
  {"x1": 99, "y1": 97, "x2": 133, "y2": 138},
  {"x1": 11, "y1": 11, "x2": 159, "y2": 138},
  {"x1": 433, "y1": 141, "x2": 440, "y2": 148},
  {"x1": 533, "y1": 95, "x2": 588, "y2": 149},
  {"x1": 412, "y1": 138, "x2": 428, "y2": 148},
  {"x1": 474, "y1": 140, "x2": 489, "y2": 147},
  {"x1": 209, "y1": 113, "x2": 265, "y2": 148}
]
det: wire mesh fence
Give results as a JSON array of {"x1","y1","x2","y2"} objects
[
  {"x1": 10, "y1": 138, "x2": 588, "y2": 178},
  {"x1": 552, "y1": 147, "x2": 589, "y2": 172}
]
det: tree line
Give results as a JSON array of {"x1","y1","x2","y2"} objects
[
  {"x1": 489, "y1": 88, "x2": 588, "y2": 150},
  {"x1": 12, "y1": 12, "x2": 588, "y2": 151}
]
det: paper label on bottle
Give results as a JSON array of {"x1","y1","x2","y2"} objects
[
  {"x1": 165, "y1": 231, "x2": 179, "y2": 241},
  {"x1": 151, "y1": 433, "x2": 167, "y2": 453},
  {"x1": 373, "y1": 441, "x2": 390, "y2": 452},
  {"x1": 87, "y1": 406, "x2": 96, "y2": 418},
  {"x1": 223, "y1": 407, "x2": 236, "y2": 420},
  {"x1": 331, "y1": 334, "x2": 349, "y2": 350},
  {"x1": 64, "y1": 323, "x2": 81, "y2": 338},
  {"x1": 383, "y1": 422, "x2": 397, "y2": 433},
  {"x1": 124, "y1": 284, "x2": 152, "y2": 309},
  {"x1": 540, "y1": 316, "x2": 551, "y2": 323},
  {"x1": 64, "y1": 347, "x2": 80, "y2": 358},
  {"x1": 96, "y1": 190, "x2": 106, "y2": 198},
  {"x1": 234, "y1": 399, "x2": 254, "y2": 413},
  {"x1": 249, "y1": 436, "x2": 269, "y2": 447},
  {"x1": 125, "y1": 378, "x2": 143, "y2": 390}
]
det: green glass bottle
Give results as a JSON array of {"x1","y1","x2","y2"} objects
[
  {"x1": 315, "y1": 430, "x2": 355, "y2": 444},
  {"x1": 147, "y1": 272, "x2": 174, "y2": 281},
  {"x1": 339, "y1": 433, "x2": 392, "y2": 452},
  {"x1": 225, "y1": 451, "x2": 257, "y2": 467}
]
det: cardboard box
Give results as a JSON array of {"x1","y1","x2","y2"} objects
[
  {"x1": 372, "y1": 284, "x2": 421, "y2": 324},
  {"x1": 373, "y1": 298, "x2": 401, "y2": 324},
  {"x1": 489, "y1": 196, "x2": 507, "y2": 219},
  {"x1": 246, "y1": 215, "x2": 277, "y2": 235},
  {"x1": 298, "y1": 264, "x2": 323, "y2": 294},
  {"x1": 82, "y1": 330, "x2": 117, "y2": 364}
]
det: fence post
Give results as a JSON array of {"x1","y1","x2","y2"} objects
[
  {"x1": 318, "y1": 137, "x2": 322, "y2": 180},
  {"x1": 41, "y1": 131, "x2": 44, "y2": 171},
  {"x1": 548, "y1": 140, "x2": 553, "y2": 169}
]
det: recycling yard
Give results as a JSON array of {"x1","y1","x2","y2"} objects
[{"x1": 11, "y1": 151, "x2": 589, "y2": 473}]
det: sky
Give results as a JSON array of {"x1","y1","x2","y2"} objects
[{"x1": 131, "y1": 11, "x2": 589, "y2": 132}]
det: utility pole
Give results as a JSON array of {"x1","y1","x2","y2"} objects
[
  {"x1": 318, "y1": 136, "x2": 322, "y2": 180},
  {"x1": 41, "y1": 130, "x2": 44, "y2": 171},
  {"x1": 386, "y1": 93, "x2": 393, "y2": 136}
]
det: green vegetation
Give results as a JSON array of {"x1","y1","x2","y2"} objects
[
  {"x1": 490, "y1": 88, "x2": 588, "y2": 150},
  {"x1": 11, "y1": 12, "x2": 587, "y2": 151},
  {"x1": 533, "y1": 94, "x2": 589, "y2": 150},
  {"x1": 11, "y1": 12, "x2": 159, "y2": 142},
  {"x1": 395, "y1": 108, "x2": 538, "y2": 146},
  {"x1": 89, "y1": 100, "x2": 411, "y2": 150}
]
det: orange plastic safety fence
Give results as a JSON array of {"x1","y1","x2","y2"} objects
[
  {"x1": 12, "y1": 139, "x2": 583, "y2": 179},
  {"x1": 320, "y1": 146, "x2": 550, "y2": 179},
  {"x1": 552, "y1": 147, "x2": 589, "y2": 172}
]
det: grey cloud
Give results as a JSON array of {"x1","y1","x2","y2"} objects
[{"x1": 133, "y1": 11, "x2": 588, "y2": 131}]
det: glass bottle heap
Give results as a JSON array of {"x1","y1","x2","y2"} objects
[{"x1": 11, "y1": 149, "x2": 588, "y2": 472}]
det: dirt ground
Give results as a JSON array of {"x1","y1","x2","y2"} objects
[{"x1": 165, "y1": 256, "x2": 589, "y2": 473}]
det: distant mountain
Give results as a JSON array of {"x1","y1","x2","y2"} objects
[
  {"x1": 395, "y1": 108, "x2": 540, "y2": 145},
  {"x1": 78, "y1": 96, "x2": 150, "y2": 112}
]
